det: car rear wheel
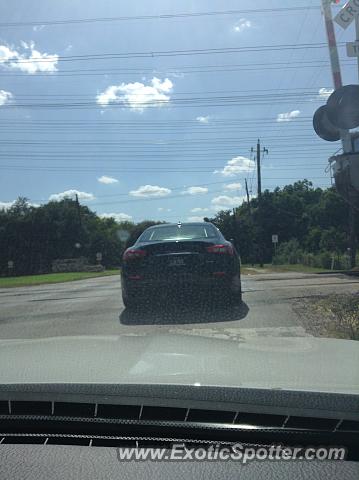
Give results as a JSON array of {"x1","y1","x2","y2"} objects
[
  {"x1": 230, "y1": 290, "x2": 242, "y2": 306},
  {"x1": 122, "y1": 290, "x2": 137, "y2": 309}
]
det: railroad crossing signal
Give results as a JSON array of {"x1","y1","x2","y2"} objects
[
  {"x1": 334, "y1": 0, "x2": 359, "y2": 30},
  {"x1": 313, "y1": 85, "x2": 359, "y2": 139}
]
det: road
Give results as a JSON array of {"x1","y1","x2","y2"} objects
[{"x1": 0, "y1": 272, "x2": 358, "y2": 340}]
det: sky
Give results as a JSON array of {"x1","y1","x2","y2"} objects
[{"x1": 0, "y1": 0, "x2": 357, "y2": 223}]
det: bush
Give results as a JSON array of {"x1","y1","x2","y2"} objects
[
  {"x1": 273, "y1": 239, "x2": 303, "y2": 265},
  {"x1": 273, "y1": 242, "x2": 351, "y2": 270},
  {"x1": 314, "y1": 251, "x2": 332, "y2": 269}
]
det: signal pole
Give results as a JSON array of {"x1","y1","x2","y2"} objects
[
  {"x1": 321, "y1": 0, "x2": 357, "y2": 268},
  {"x1": 351, "y1": 14, "x2": 359, "y2": 268},
  {"x1": 321, "y1": 0, "x2": 342, "y2": 90}
]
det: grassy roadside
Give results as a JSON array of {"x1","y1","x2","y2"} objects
[
  {"x1": 241, "y1": 264, "x2": 337, "y2": 275},
  {"x1": 293, "y1": 294, "x2": 359, "y2": 341},
  {"x1": 0, "y1": 270, "x2": 120, "y2": 288}
]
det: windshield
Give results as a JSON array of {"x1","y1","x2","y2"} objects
[
  {"x1": 138, "y1": 224, "x2": 219, "y2": 241},
  {"x1": 0, "y1": 0, "x2": 359, "y2": 396}
]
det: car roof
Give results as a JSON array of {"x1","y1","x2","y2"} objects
[{"x1": 145, "y1": 222, "x2": 215, "y2": 229}]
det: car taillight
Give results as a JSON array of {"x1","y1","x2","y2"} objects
[
  {"x1": 123, "y1": 249, "x2": 147, "y2": 261},
  {"x1": 206, "y1": 244, "x2": 234, "y2": 255}
]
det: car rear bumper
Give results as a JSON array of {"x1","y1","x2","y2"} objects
[{"x1": 122, "y1": 272, "x2": 241, "y2": 296}]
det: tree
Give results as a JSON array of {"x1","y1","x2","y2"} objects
[{"x1": 0, "y1": 183, "x2": 356, "y2": 274}]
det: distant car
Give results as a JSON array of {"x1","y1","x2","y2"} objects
[{"x1": 121, "y1": 222, "x2": 242, "y2": 308}]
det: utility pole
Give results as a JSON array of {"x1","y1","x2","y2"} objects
[
  {"x1": 251, "y1": 139, "x2": 268, "y2": 199},
  {"x1": 75, "y1": 194, "x2": 82, "y2": 227},
  {"x1": 256, "y1": 139, "x2": 262, "y2": 199},
  {"x1": 251, "y1": 140, "x2": 268, "y2": 267},
  {"x1": 245, "y1": 178, "x2": 251, "y2": 211}
]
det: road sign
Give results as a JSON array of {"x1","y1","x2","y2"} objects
[
  {"x1": 7, "y1": 260, "x2": 14, "y2": 269},
  {"x1": 347, "y1": 40, "x2": 359, "y2": 56},
  {"x1": 272, "y1": 235, "x2": 278, "y2": 244},
  {"x1": 96, "y1": 252, "x2": 102, "y2": 262},
  {"x1": 334, "y1": 0, "x2": 359, "y2": 30}
]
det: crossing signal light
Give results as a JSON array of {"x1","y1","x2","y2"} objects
[
  {"x1": 313, "y1": 85, "x2": 359, "y2": 141},
  {"x1": 313, "y1": 105, "x2": 341, "y2": 142}
]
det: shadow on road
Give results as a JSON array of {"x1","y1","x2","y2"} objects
[{"x1": 120, "y1": 296, "x2": 249, "y2": 326}]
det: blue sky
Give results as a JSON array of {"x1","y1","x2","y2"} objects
[{"x1": 0, "y1": 0, "x2": 357, "y2": 223}]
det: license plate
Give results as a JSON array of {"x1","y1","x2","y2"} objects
[{"x1": 169, "y1": 257, "x2": 185, "y2": 266}]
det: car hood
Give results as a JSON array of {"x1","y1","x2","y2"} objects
[{"x1": 0, "y1": 333, "x2": 358, "y2": 394}]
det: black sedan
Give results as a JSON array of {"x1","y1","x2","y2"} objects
[{"x1": 121, "y1": 222, "x2": 242, "y2": 308}]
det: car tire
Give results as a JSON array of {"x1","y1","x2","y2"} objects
[
  {"x1": 230, "y1": 290, "x2": 242, "y2": 306},
  {"x1": 122, "y1": 290, "x2": 137, "y2": 309}
]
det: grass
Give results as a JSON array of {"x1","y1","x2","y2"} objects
[
  {"x1": 294, "y1": 294, "x2": 359, "y2": 341},
  {"x1": 0, "y1": 270, "x2": 120, "y2": 288},
  {"x1": 241, "y1": 264, "x2": 337, "y2": 274}
]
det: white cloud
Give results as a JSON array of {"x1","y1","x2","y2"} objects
[
  {"x1": 0, "y1": 89, "x2": 12, "y2": 106},
  {"x1": 214, "y1": 156, "x2": 255, "y2": 177},
  {"x1": 0, "y1": 200, "x2": 39, "y2": 210},
  {"x1": 97, "y1": 175, "x2": 118, "y2": 184},
  {"x1": 0, "y1": 45, "x2": 18, "y2": 62},
  {"x1": 129, "y1": 185, "x2": 171, "y2": 198},
  {"x1": 225, "y1": 182, "x2": 242, "y2": 191},
  {"x1": 158, "y1": 207, "x2": 171, "y2": 212},
  {"x1": 0, "y1": 201, "x2": 15, "y2": 210},
  {"x1": 318, "y1": 87, "x2": 334, "y2": 99},
  {"x1": 276, "y1": 110, "x2": 300, "y2": 122},
  {"x1": 211, "y1": 195, "x2": 244, "y2": 210},
  {"x1": 49, "y1": 189, "x2": 95, "y2": 201},
  {"x1": 0, "y1": 42, "x2": 58, "y2": 74},
  {"x1": 182, "y1": 186, "x2": 208, "y2": 195},
  {"x1": 234, "y1": 18, "x2": 252, "y2": 33},
  {"x1": 191, "y1": 207, "x2": 209, "y2": 213},
  {"x1": 188, "y1": 216, "x2": 205, "y2": 222},
  {"x1": 99, "y1": 212, "x2": 132, "y2": 222},
  {"x1": 33, "y1": 25, "x2": 45, "y2": 32},
  {"x1": 96, "y1": 77, "x2": 173, "y2": 111},
  {"x1": 196, "y1": 115, "x2": 210, "y2": 124}
]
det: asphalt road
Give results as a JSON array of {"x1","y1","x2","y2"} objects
[{"x1": 0, "y1": 272, "x2": 358, "y2": 340}]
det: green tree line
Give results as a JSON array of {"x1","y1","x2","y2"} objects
[
  {"x1": 0, "y1": 181, "x2": 357, "y2": 275},
  {"x1": 0, "y1": 197, "x2": 160, "y2": 275},
  {"x1": 206, "y1": 180, "x2": 358, "y2": 268}
]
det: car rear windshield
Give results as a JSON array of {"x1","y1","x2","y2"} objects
[{"x1": 138, "y1": 224, "x2": 219, "y2": 242}]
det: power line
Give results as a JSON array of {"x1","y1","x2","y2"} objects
[
  {"x1": 1, "y1": 87, "x2": 333, "y2": 98},
  {"x1": 0, "y1": 114, "x2": 315, "y2": 122},
  {"x1": 0, "y1": 89, "x2": 332, "y2": 110},
  {"x1": 0, "y1": 100, "x2": 328, "y2": 110},
  {"x1": 5, "y1": 42, "x2": 344, "y2": 65},
  {"x1": 2, "y1": 60, "x2": 355, "y2": 77},
  {"x1": 0, "y1": 6, "x2": 321, "y2": 28},
  {"x1": 0, "y1": 115, "x2": 315, "y2": 120},
  {"x1": 18, "y1": 180, "x2": 331, "y2": 208},
  {"x1": 9, "y1": 176, "x2": 327, "y2": 203},
  {"x1": 0, "y1": 164, "x2": 329, "y2": 172}
]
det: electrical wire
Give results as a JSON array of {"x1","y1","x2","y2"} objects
[{"x1": 0, "y1": 6, "x2": 321, "y2": 28}]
